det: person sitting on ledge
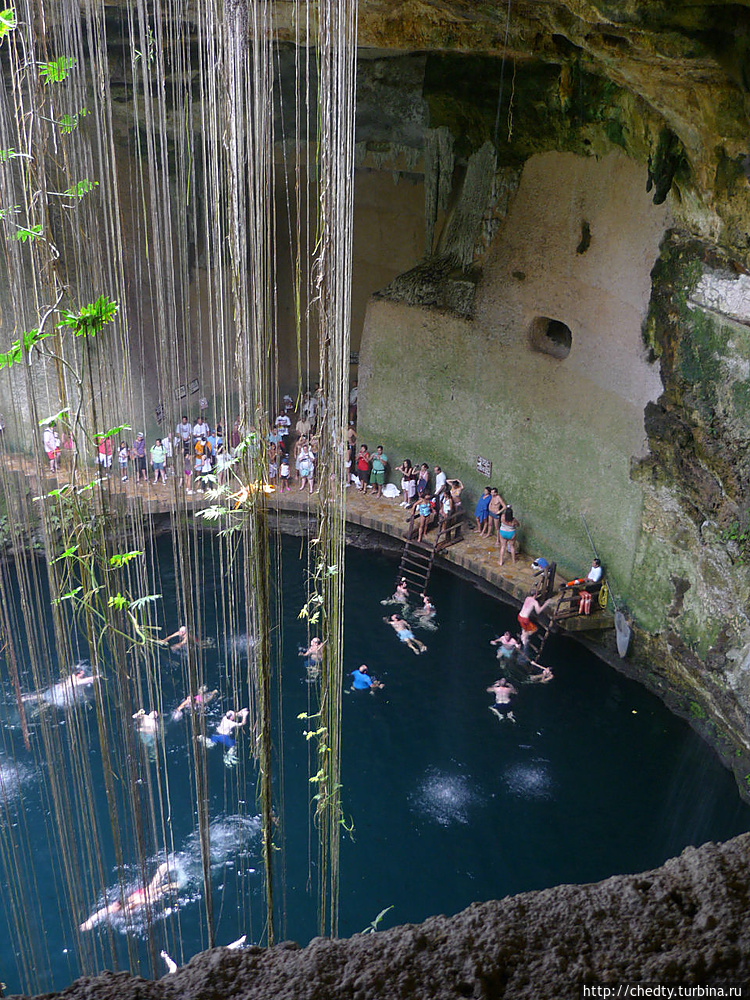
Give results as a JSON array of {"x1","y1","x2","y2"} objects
[{"x1": 587, "y1": 558, "x2": 603, "y2": 583}]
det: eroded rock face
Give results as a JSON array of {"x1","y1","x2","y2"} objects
[{"x1": 17, "y1": 833, "x2": 750, "y2": 999}]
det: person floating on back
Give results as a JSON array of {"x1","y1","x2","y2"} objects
[{"x1": 384, "y1": 614, "x2": 427, "y2": 655}]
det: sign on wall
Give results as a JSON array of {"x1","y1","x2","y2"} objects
[{"x1": 476, "y1": 456, "x2": 492, "y2": 478}]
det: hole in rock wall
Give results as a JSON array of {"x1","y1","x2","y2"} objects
[{"x1": 528, "y1": 317, "x2": 573, "y2": 359}]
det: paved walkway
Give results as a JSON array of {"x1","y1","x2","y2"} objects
[{"x1": 22, "y1": 459, "x2": 611, "y2": 629}]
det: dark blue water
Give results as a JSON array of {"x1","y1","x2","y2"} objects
[{"x1": 1, "y1": 534, "x2": 749, "y2": 994}]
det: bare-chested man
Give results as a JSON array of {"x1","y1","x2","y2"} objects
[
  {"x1": 384, "y1": 614, "x2": 427, "y2": 655},
  {"x1": 517, "y1": 594, "x2": 555, "y2": 648},
  {"x1": 487, "y1": 677, "x2": 517, "y2": 722}
]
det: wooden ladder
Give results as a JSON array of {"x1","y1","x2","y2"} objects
[
  {"x1": 396, "y1": 507, "x2": 447, "y2": 598},
  {"x1": 525, "y1": 562, "x2": 558, "y2": 662}
]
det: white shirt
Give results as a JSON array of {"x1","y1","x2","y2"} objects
[
  {"x1": 176, "y1": 421, "x2": 191, "y2": 442},
  {"x1": 587, "y1": 565, "x2": 603, "y2": 583},
  {"x1": 434, "y1": 471, "x2": 447, "y2": 493},
  {"x1": 193, "y1": 420, "x2": 209, "y2": 439}
]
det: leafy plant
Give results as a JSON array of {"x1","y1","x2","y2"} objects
[
  {"x1": 58, "y1": 108, "x2": 89, "y2": 134},
  {"x1": 722, "y1": 519, "x2": 750, "y2": 563},
  {"x1": 0, "y1": 327, "x2": 52, "y2": 369},
  {"x1": 94, "y1": 424, "x2": 130, "y2": 443},
  {"x1": 57, "y1": 295, "x2": 118, "y2": 337},
  {"x1": 0, "y1": 8, "x2": 17, "y2": 42},
  {"x1": 109, "y1": 550, "x2": 142, "y2": 569},
  {"x1": 361, "y1": 906, "x2": 393, "y2": 934},
  {"x1": 0, "y1": 205, "x2": 20, "y2": 220},
  {"x1": 11, "y1": 223, "x2": 42, "y2": 242},
  {"x1": 0, "y1": 148, "x2": 20, "y2": 162},
  {"x1": 39, "y1": 56, "x2": 75, "y2": 84},
  {"x1": 61, "y1": 178, "x2": 98, "y2": 199}
]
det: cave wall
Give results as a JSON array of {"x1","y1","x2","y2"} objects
[{"x1": 359, "y1": 150, "x2": 669, "y2": 589}]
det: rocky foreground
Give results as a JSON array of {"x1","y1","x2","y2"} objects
[{"x1": 18, "y1": 833, "x2": 750, "y2": 1000}]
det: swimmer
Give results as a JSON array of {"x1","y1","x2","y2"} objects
[
  {"x1": 490, "y1": 631, "x2": 521, "y2": 660},
  {"x1": 350, "y1": 664, "x2": 384, "y2": 691},
  {"x1": 21, "y1": 667, "x2": 98, "y2": 711},
  {"x1": 487, "y1": 677, "x2": 517, "y2": 723},
  {"x1": 380, "y1": 577, "x2": 410, "y2": 606},
  {"x1": 133, "y1": 709, "x2": 159, "y2": 734},
  {"x1": 172, "y1": 685, "x2": 218, "y2": 721},
  {"x1": 299, "y1": 637, "x2": 325, "y2": 665},
  {"x1": 415, "y1": 593, "x2": 435, "y2": 619},
  {"x1": 384, "y1": 614, "x2": 427, "y2": 655},
  {"x1": 300, "y1": 637, "x2": 324, "y2": 682},
  {"x1": 198, "y1": 708, "x2": 249, "y2": 766},
  {"x1": 516, "y1": 649, "x2": 554, "y2": 683},
  {"x1": 79, "y1": 861, "x2": 179, "y2": 932},
  {"x1": 517, "y1": 594, "x2": 555, "y2": 648},
  {"x1": 163, "y1": 625, "x2": 189, "y2": 650}
]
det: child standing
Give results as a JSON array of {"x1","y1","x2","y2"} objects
[
  {"x1": 118, "y1": 442, "x2": 129, "y2": 481},
  {"x1": 279, "y1": 453, "x2": 291, "y2": 491}
]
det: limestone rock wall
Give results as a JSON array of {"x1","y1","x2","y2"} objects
[{"x1": 360, "y1": 150, "x2": 669, "y2": 591}]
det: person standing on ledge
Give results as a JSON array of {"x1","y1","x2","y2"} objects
[
  {"x1": 370, "y1": 445, "x2": 388, "y2": 498},
  {"x1": 133, "y1": 432, "x2": 148, "y2": 482},
  {"x1": 150, "y1": 438, "x2": 167, "y2": 484}
]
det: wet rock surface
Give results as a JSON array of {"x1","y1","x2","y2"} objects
[{"x1": 18, "y1": 833, "x2": 750, "y2": 999}]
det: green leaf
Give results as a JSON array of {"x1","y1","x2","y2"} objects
[
  {"x1": 129, "y1": 593, "x2": 161, "y2": 611},
  {"x1": 107, "y1": 593, "x2": 128, "y2": 610},
  {"x1": 94, "y1": 424, "x2": 130, "y2": 443},
  {"x1": 0, "y1": 328, "x2": 49, "y2": 370},
  {"x1": 0, "y1": 148, "x2": 18, "y2": 162},
  {"x1": 39, "y1": 56, "x2": 75, "y2": 84},
  {"x1": 38, "y1": 408, "x2": 70, "y2": 427},
  {"x1": 11, "y1": 224, "x2": 42, "y2": 243},
  {"x1": 61, "y1": 178, "x2": 98, "y2": 199},
  {"x1": 0, "y1": 8, "x2": 17, "y2": 41},
  {"x1": 54, "y1": 586, "x2": 82, "y2": 604},
  {"x1": 58, "y1": 107, "x2": 88, "y2": 134},
  {"x1": 195, "y1": 505, "x2": 229, "y2": 521},
  {"x1": 58, "y1": 295, "x2": 118, "y2": 337},
  {"x1": 109, "y1": 550, "x2": 142, "y2": 568},
  {"x1": 54, "y1": 545, "x2": 78, "y2": 562},
  {"x1": 0, "y1": 204, "x2": 20, "y2": 220}
]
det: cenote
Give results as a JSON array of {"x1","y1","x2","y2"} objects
[{"x1": 1, "y1": 533, "x2": 748, "y2": 996}]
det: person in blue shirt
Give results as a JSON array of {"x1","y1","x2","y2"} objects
[{"x1": 350, "y1": 664, "x2": 383, "y2": 691}]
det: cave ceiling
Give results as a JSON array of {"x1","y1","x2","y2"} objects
[{"x1": 93, "y1": 0, "x2": 750, "y2": 238}]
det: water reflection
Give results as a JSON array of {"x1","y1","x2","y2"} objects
[
  {"x1": 503, "y1": 760, "x2": 555, "y2": 801},
  {"x1": 410, "y1": 766, "x2": 482, "y2": 826}
]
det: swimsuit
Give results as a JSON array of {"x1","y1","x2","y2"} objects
[
  {"x1": 397, "y1": 628, "x2": 415, "y2": 642},
  {"x1": 491, "y1": 701, "x2": 512, "y2": 716},
  {"x1": 518, "y1": 614, "x2": 537, "y2": 633},
  {"x1": 418, "y1": 502, "x2": 430, "y2": 518},
  {"x1": 500, "y1": 526, "x2": 517, "y2": 540},
  {"x1": 210, "y1": 732, "x2": 235, "y2": 748}
]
